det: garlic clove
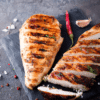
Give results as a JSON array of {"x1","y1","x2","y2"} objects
[
  {"x1": 76, "y1": 18, "x2": 92, "y2": 28},
  {"x1": 13, "y1": 18, "x2": 18, "y2": 22}
]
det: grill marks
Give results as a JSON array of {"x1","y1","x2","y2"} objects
[
  {"x1": 76, "y1": 40, "x2": 100, "y2": 46},
  {"x1": 55, "y1": 63, "x2": 88, "y2": 72},
  {"x1": 25, "y1": 38, "x2": 56, "y2": 46},
  {"x1": 26, "y1": 32, "x2": 56, "y2": 39},
  {"x1": 31, "y1": 53, "x2": 44, "y2": 59},
  {"x1": 45, "y1": 24, "x2": 100, "y2": 91},
  {"x1": 20, "y1": 14, "x2": 63, "y2": 89},
  {"x1": 62, "y1": 55, "x2": 100, "y2": 63},
  {"x1": 24, "y1": 32, "x2": 59, "y2": 42},
  {"x1": 28, "y1": 24, "x2": 60, "y2": 33},
  {"x1": 55, "y1": 63, "x2": 100, "y2": 75},
  {"x1": 78, "y1": 31, "x2": 99, "y2": 41},
  {"x1": 50, "y1": 71, "x2": 95, "y2": 87},
  {"x1": 24, "y1": 15, "x2": 59, "y2": 46},
  {"x1": 27, "y1": 15, "x2": 60, "y2": 33},
  {"x1": 28, "y1": 15, "x2": 56, "y2": 25},
  {"x1": 23, "y1": 14, "x2": 60, "y2": 63},
  {"x1": 65, "y1": 47, "x2": 100, "y2": 55}
]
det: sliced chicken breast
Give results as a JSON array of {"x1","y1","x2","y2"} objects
[
  {"x1": 45, "y1": 23, "x2": 100, "y2": 91},
  {"x1": 38, "y1": 86, "x2": 82, "y2": 100}
]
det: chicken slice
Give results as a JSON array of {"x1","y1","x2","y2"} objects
[
  {"x1": 38, "y1": 86, "x2": 83, "y2": 100},
  {"x1": 45, "y1": 24, "x2": 100, "y2": 92},
  {"x1": 45, "y1": 71, "x2": 95, "y2": 91}
]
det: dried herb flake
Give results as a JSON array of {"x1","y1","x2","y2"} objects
[
  {"x1": 87, "y1": 65, "x2": 97, "y2": 74},
  {"x1": 50, "y1": 35, "x2": 56, "y2": 40},
  {"x1": 80, "y1": 47, "x2": 82, "y2": 50}
]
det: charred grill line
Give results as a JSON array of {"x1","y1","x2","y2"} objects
[
  {"x1": 29, "y1": 32, "x2": 56, "y2": 40},
  {"x1": 39, "y1": 48, "x2": 47, "y2": 52},
  {"x1": 29, "y1": 16, "x2": 55, "y2": 24},
  {"x1": 31, "y1": 53, "x2": 44, "y2": 59},
  {"x1": 51, "y1": 72, "x2": 95, "y2": 88},
  {"x1": 66, "y1": 47, "x2": 100, "y2": 54},
  {"x1": 62, "y1": 55, "x2": 100, "y2": 63},
  {"x1": 78, "y1": 40, "x2": 100, "y2": 45}
]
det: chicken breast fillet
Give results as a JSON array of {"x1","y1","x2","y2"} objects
[
  {"x1": 38, "y1": 86, "x2": 82, "y2": 100},
  {"x1": 45, "y1": 23, "x2": 100, "y2": 91},
  {"x1": 19, "y1": 14, "x2": 63, "y2": 90}
]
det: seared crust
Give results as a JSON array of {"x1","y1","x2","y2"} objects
[
  {"x1": 78, "y1": 23, "x2": 100, "y2": 41},
  {"x1": 46, "y1": 24, "x2": 100, "y2": 91},
  {"x1": 48, "y1": 71, "x2": 95, "y2": 89},
  {"x1": 19, "y1": 14, "x2": 63, "y2": 89}
]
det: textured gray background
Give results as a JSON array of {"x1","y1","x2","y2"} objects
[{"x1": 0, "y1": 0, "x2": 100, "y2": 100}]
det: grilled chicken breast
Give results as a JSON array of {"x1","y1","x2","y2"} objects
[
  {"x1": 19, "y1": 14, "x2": 63, "y2": 90},
  {"x1": 45, "y1": 23, "x2": 100, "y2": 91},
  {"x1": 38, "y1": 86, "x2": 82, "y2": 100}
]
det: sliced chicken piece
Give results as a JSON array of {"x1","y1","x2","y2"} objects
[
  {"x1": 19, "y1": 14, "x2": 63, "y2": 90},
  {"x1": 46, "y1": 24, "x2": 100, "y2": 92},
  {"x1": 75, "y1": 39, "x2": 100, "y2": 47},
  {"x1": 38, "y1": 86, "x2": 83, "y2": 100},
  {"x1": 64, "y1": 47, "x2": 100, "y2": 56},
  {"x1": 78, "y1": 24, "x2": 100, "y2": 41},
  {"x1": 46, "y1": 71, "x2": 95, "y2": 91},
  {"x1": 62, "y1": 55, "x2": 100, "y2": 63},
  {"x1": 54, "y1": 63, "x2": 99, "y2": 78}
]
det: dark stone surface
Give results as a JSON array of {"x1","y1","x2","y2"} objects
[{"x1": 0, "y1": 0, "x2": 100, "y2": 100}]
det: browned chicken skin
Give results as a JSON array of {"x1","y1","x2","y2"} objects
[
  {"x1": 19, "y1": 14, "x2": 63, "y2": 90},
  {"x1": 46, "y1": 23, "x2": 100, "y2": 91}
]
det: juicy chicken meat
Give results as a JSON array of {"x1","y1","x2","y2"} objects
[
  {"x1": 38, "y1": 86, "x2": 82, "y2": 100},
  {"x1": 45, "y1": 23, "x2": 100, "y2": 91},
  {"x1": 19, "y1": 14, "x2": 63, "y2": 90}
]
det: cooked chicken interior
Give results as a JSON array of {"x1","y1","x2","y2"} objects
[
  {"x1": 19, "y1": 14, "x2": 63, "y2": 90},
  {"x1": 45, "y1": 23, "x2": 100, "y2": 91},
  {"x1": 38, "y1": 86, "x2": 82, "y2": 100}
]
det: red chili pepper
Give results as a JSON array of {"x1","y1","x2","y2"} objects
[
  {"x1": 17, "y1": 87, "x2": 20, "y2": 90},
  {"x1": 35, "y1": 98, "x2": 39, "y2": 100},
  {"x1": 14, "y1": 75, "x2": 17, "y2": 79},
  {"x1": 65, "y1": 10, "x2": 74, "y2": 47}
]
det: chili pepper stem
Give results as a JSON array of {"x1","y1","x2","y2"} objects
[{"x1": 69, "y1": 34, "x2": 74, "y2": 48}]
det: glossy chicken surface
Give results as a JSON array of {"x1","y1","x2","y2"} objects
[
  {"x1": 47, "y1": 23, "x2": 100, "y2": 91},
  {"x1": 19, "y1": 14, "x2": 63, "y2": 90}
]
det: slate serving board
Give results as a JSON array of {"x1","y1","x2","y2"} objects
[{"x1": 0, "y1": 8, "x2": 100, "y2": 100}]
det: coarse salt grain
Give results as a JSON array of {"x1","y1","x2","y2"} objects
[
  {"x1": 10, "y1": 24, "x2": 15, "y2": 29},
  {"x1": 13, "y1": 18, "x2": 17, "y2": 22},
  {"x1": 81, "y1": 95, "x2": 83, "y2": 98},
  {"x1": 4, "y1": 71, "x2": 7, "y2": 75},
  {"x1": 98, "y1": 82, "x2": 100, "y2": 85},
  {"x1": 0, "y1": 74, "x2": 2, "y2": 78},
  {"x1": 2, "y1": 29, "x2": 8, "y2": 32}
]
